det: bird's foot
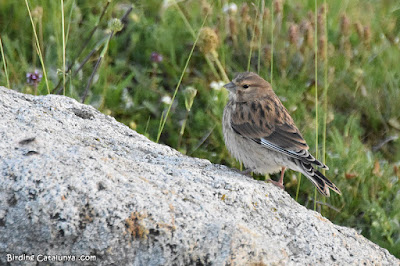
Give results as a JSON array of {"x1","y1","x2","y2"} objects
[
  {"x1": 267, "y1": 167, "x2": 286, "y2": 190},
  {"x1": 267, "y1": 179, "x2": 285, "y2": 190}
]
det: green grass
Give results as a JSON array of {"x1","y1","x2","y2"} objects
[{"x1": 0, "y1": 0, "x2": 399, "y2": 258}]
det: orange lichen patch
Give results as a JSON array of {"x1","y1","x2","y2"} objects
[
  {"x1": 316, "y1": 214, "x2": 328, "y2": 222},
  {"x1": 79, "y1": 203, "x2": 95, "y2": 230},
  {"x1": 125, "y1": 211, "x2": 149, "y2": 239},
  {"x1": 157, "y1": 222, "x2": 176, "y2": 231},
  {"x1": 169, "y1": 203, "x2": 176, "y2": 230},
  {"x1": 249, "y1": 262, "x2": 267, "y2": 266}
]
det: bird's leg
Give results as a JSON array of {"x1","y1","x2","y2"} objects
[{"x1": 268, "y1": 167, "x2": 286, "y2": 190}]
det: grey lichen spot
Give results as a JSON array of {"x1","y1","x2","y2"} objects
[
  {"x1": 70, "y1": 108, "x2": 95, "y2": 120},
  {"x1": 18, "y1": 137, "x2": 36, "y2": 145}
]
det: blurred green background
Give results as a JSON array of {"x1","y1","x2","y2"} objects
[{"x1": 0, "y1": 0, "x2": 399, "y2": 258}]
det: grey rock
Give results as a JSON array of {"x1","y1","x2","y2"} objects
[{"x1": 0, "y1": 86, "x2": 398, "y2": 265}]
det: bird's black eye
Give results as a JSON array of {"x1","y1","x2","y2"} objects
[{"x1": 242, "y1": 84, "x2": 249, "y2": 89}]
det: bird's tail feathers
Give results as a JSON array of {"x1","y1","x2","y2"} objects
[{"x1": 297, "y1": 161, "x2": 341, "y2": 197}]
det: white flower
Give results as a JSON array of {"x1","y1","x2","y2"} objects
[
  {"x1": 122, "y1": 88, "x2": 134, "y2": 109},
  {"x1": 162, "y1": 0, "x2": 183, "y2": 10},
  {"x1": 223, "y1": 3, "x2": 238, "y2": 14},
  {"x1": 161, "y1": 95, "x2": 172, "y2": 105},
  {"x1": 210, "y1": 80, "x2": 225, "y2": 91}
]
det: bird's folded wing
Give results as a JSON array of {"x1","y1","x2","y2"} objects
[{"x1": 230, "y1": 97, "x2": 328, "y2": 169}]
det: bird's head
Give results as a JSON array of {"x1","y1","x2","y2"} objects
[{"x1": 223, "y1": 72, "x2": 272, "y2": 102}]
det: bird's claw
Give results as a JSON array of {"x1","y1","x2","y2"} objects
[{"x1": 267, "y1": 179, "x2": 285, "y2": 190}]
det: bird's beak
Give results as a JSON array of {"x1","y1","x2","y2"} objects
[{"x1": 223, "y1": 82, "x2": 236, "y2": 92}]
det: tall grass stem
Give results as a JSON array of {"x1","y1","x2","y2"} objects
[
  {"x1": 322, "y1": 0, "x2": 329, "y2": 173},
  {"x1": 295, "y1": 172, "x2": 302, "y2": 201},
  {"x1": 174, "y1": 2, "x2": 222, "y2": 81},
  {"x1": 81, "y1": 32, "x2": 113, "y2": 103},
  {"x1": 0, "y1": 36, "x2": 10, "y2": 88},
  {"x1": 257, "y1": 0, "x2": 265, "y2": 74},
  {"x1": 61, "y1": 0, "x2": 66, "y2": 95},
  {"x1": 313, "y1": 0, "x2": 319, "y2": 211},
  {"x1": 65, "y1": 0, "x2": 75, "y2": 44},
  {"x1": 270, "y1": 0, "x2": 274, "y2": 85},
  {"x1": 156, "y1": 12, "x2": 209, "y2": 143},
  {"x1": 247, "y1": 0, "x2": 260, "y2": 72},
  {"x1": 25, "y1": 0, "x2": 50, "y2": 94},
  {"x1": 53, "y1": 0, "x2": 111, "y2": 94}
]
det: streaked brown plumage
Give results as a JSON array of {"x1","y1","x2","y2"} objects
[{"x1": 223, "y1": 72, "x2": 341, "y2": 196}]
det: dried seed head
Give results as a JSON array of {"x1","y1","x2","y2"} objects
[
  {"x1": 318, "y1": 5, "x2": 326, "y2": 30},
  {"x1": 340, "y1": 14, "x2": 350, "y2": 36},
  {"x1": 240, "y1": 3, "x2": 249, "y2": 20},
  {"x1": 318, "y1": 36, "x2": 326, "y2": 59},
  {"x1": 108, "y1": 18, "x2": 123, "y2": 32},
  {"x1": 32, "y1": 6, "x2": 43, "y2": 21},
  {"x1": 229, "y1": 17, "x2": 237, "y2": 37},
  {"x1": 240, "y1": 3, "x2": 251, "y2": 25},
  {"x1": 201, "y1": 0, "x2": 212, "y2": 16},
  {"x1": 305, "y1": 22, "x2": 314, "y2": 47},
  {"x1": 307, "y1": 11, "x2": 314, "y2": 27},
  {"x1": 264, "y1": 45, "x2": 272, "y2": 64},
  {"x1": 363, "y1": 25, "x2": 371, "y2": 47},
  {"x1": 317, "y1": 13, "x2": 325, "y2": 35},
  {"x1": 263, "y1": 7, "x2": 270, "y2": 21},
  {"x1": 299, "y1": 19, "x2": 308, "y2": 32},
  {"x1": 319, "y1": 4, "x2": 327, "y2": 15},
  {"x1": 274, "y1": 0, "x2": 282, "y2": 14},
  {"x1": 289, "y1": 24, "x2": 299, "y2": 46},
  {"x1": 354, "y1": 22, "x2": 364, "y2": 40},
  {"x1": 199, "y1": 27, "x2": 219, "y2": 54},
  {"x1": 254, "y1": 24, "x2": 260, "y2": 39}
]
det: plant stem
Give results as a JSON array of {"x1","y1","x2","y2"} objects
[
  {"x1": 178, "y1": 112, "x2": 189, "y2": 151},
  {"x1": 314, "y1": 0, "x2": 319, "y2": 211},
  {"x1": 61, "y1": 0, "x2": 66, "y2": 95},
  {"x1": 156, "y1": 11, "x2": 209, "y2": 143},
  {"x1": 322, "y1": 0, "x2": 329, "y2": 174},
  {"x1": 174, "y1": 2, "x2": 223, "y2": 81},
  {"x1": 247, "y1": 0, "x2": 260, "y2": 72},
  {"x1": 0, "y1": 36, "x2": 10, "y2": 88},
  {"x1": 211, "y1": 51, "x2": 229, "y2": 83},
  {"x1": 270, "y1": 0, "x2": 274, "y2": 86},
  {"x1": 257, "y1": 0, "x2": 265, "y2": 74},
  {"x1": 81, "y1": 32, "x2": 113, "y2": 103},
  {"x1": 295, "y1": 172, "x2": 302, "y2": 201},
  {"x1": 53, "y1": 0, "x2": 112, "y2": 94},
  {"x1": 25, "y1": 0, "x2": 50, "y2": 94}
]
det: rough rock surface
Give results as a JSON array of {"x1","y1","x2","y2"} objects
[{"x1": 0, "y1": 86, "x2": 398, "y2": 265}]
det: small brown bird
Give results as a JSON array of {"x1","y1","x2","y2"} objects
[{"x1": 223, "y1": 72, "x2": 341, "y2": 196}]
